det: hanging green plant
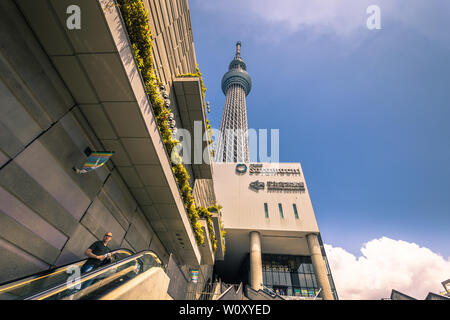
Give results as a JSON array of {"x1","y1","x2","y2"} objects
[
  {"x1": 197, "y1": 206, "x2": 217, "y2": 253},
  {"x1": 117, "y1": 0, "x2": 205, "y2": 246},
  {"x1": 207, "y1": 204, "x2": 226, "y2": 253},
  {"x1": 177, "y1": 66, "x2": 207, "y2": 104},
  {"x1": 177, "y1": 68, "x2": 214, "y2": 149}
]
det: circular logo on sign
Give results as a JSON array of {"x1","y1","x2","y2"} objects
[{"x1": 236, "y1": 163, "x2": 247, "y2": 174}]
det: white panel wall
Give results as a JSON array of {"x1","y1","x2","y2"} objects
[{"x1": 212, "y1": 163, "x2": 320, "y2": 234}]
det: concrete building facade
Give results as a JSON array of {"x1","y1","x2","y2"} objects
[
  {"x1": 0, "y1": 0, "x2": 218, "y2": 296},
  {"x1": 213, "y1": 163, "x2": 338, "y2": 299}
]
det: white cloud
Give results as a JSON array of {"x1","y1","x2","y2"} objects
[
  {"x1": 241, "y1": 0, "x2": 370, "y2": 36},
  {"x1": 196, "y1": 0, "x2": 450, "y2": 42},
  {"x1": 324, "y1": 237, "x2": 450, "y2": 300}
]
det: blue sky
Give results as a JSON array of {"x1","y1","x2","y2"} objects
[{"x1": 188, "y1": 0, "x2": 450, "y2": 262}]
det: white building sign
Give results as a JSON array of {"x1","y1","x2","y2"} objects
[
  {"x1": 249, "y1": 163, "x2": 300, "y2": 176},
  {"x1": 249, "y1": 180, "x2": 305, "y2": 192}
]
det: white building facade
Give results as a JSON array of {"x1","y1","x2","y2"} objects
[{"x1": 213, "y1": 162, "x2": 338, "y2": 300}]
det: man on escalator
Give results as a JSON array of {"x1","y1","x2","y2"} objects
[
  {"x1": 81, "y1": 232, "x2": 114, "y2": 274},
  {"x1": 74, "y1": 232, "x2": 114, "y2": 294},
  {"x1": 81, "y1": 232, "x2": 112, "y2": 273},
  {"x1": 66, "y1": 232, "x2": 115, "y2": 298}
]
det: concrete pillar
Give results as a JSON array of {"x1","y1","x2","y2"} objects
[
  {"x1": 306, "y1": 233, "x2": 334, "y2": 300},
  {"x1": 249, "y1": 231, "x2": 263, "y2": 291}
]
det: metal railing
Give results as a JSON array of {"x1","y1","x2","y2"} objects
[
  {"x1": 185, "y1": 281, "x2": 218, "y2": 300},
  {"x1": 261, "y1": 284, "x2": 277, "y2": 296},
  {"x1": 185, "y1": 280, "x2": 244, "y2": 300},
  {"x1": 0, "y1": 249, "x2": 134, "y2": 300},
  {"x1": 197, "y1": 282, "x2": 221, "y2": 300}
]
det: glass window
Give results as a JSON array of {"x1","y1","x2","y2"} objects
[
  {"x1": 278, "y1": 203, "x2": 284, "y2": 218},
  {"x1": 276, "y1": 272, "x2": 283, "y2": 286},
  {"x1": 298, "y1": 273, "x2": 307, "y2": 287},
  {"x1": 288, "y1": 257, "x2": 297, "y2": 271},
  {"x1": 328, "y1": 275, "x2": 335, "y2": 290},
  {"x1": 278, "y1": 271, "x2": 286, "y2": 286},
  {"x1": 299, "y1": 262, "x2": 307, "y2": 273},
  {"x1": 272, "y1": 270, "x2": 280, "y2": 285},
  {"x1": 311, "y1": 274, "x2": 318, "y2": 288},
  {"x1": 264, "y1": 203, "x2": 269, "y2": 218},
  {"x1": 285, "y1": 272, "x2": 292, "y2": 287},
  {"x1": 262, "y1": 253, "x2": 328, "y2": 297},
  {"x1": 264, "y1": 270, "x2": 272, "y2": 285},
  {"x1": 324, "y1": 256, "x2": 332, "y2": 274},
  {"x1": 295, "y1": 256, "x2": 301, "y2": 269},
  {"x1": 290, "y1": 272, "x2": 300, "y2": 287},
  {"x1": 297, "y1": 262, "x2": 305, "y2": 273},
  {"x1": 293, "y1": 204, "x2": 299, "y2": 219},
  {"x1": 305, "y1": 273, "x2": 313, "y2": 287},
  {"x1": 305, "y1": 263, "x2": 313, "y2": 274},
  {"x1": 287, "y1": 287, "x2": 293, "y2": 297}
]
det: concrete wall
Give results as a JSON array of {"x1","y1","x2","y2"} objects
[
  {"x1": 100, "y1": 267, "x2": 172, "y2": 300},
  {"x1": 193, "y1": 179, "x2": 216, "y2": 208},
  {"x1": 142, "y1": 0, "x2": 197, "y2": 87},
  {"x1": 180, "y1": 262, "x2": 214, "y2": 299},
  {"x1": 0, "y1": 0, "x2": 168, "y2": 284},
  {"x1": 212, "y1": 163, "x2": 320, "y2": 233},
  {"x1": 166, "y1": 254, "x2": 189, "y2": 300}
]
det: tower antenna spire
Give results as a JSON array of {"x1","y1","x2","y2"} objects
[{"x1": 236, "y1": 41, "x2": 241, "y2": 58}]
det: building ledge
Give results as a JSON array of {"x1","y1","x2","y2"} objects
[
  {"x1": 173, "y1": 78, "x2": 213, "y2": 179},
  {"x1": 199, "y1": 219, "x2": 215, "y2": 265},
  {"x1": 210, "y1": 211, "x2": 225, "y2": 261}
]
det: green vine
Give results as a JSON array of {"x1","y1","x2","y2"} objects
[
  {"x1": 177, "y1": 66, "x2": 206, "y2": 104},
  {"x1": 197, "y1": 206, "x2": 217, "y2": 253},
  {"x1": 207, "y1": 204, "x2": 226, "y2": 253},
  {"x1": 117, "y1": 0, "x2": 206, "y2": 246},
  {"x1": 177, "y1": 68, "x2": 214, "y2": 151}
]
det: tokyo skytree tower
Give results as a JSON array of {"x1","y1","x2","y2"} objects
[{"x1": 215, "y1": 41, "x2": 252, "y2": 163}]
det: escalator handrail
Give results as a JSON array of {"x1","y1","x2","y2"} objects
[
  {"x1": 25, "y1": 250, "x2": 163, "y2": 300},
  {"x1": 0, "y1": 248, "x2": 134, "y2": 293}
]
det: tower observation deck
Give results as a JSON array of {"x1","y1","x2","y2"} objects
[{"x1": 215, "y1": 41, "x2": 252, "y2": 163}]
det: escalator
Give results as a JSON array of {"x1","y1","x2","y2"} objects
[{"x1": 0, "y1": 249, "x2": 164, "y2": 300}]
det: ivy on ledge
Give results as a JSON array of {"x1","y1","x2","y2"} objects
[
  {"x1": 177, "y1": 68, "x2": 214, "y2": 148},
  {"x1": 117, "y1": 0, "x2": 220, "y2": 251},
  {"x1": 197, "y1": 206, "x2": 217, "y2": 252},
  {"x1": 177, "y1": 66, "x2": 206, "y2": 103},
  {"x1": 207, "y1": 204, "x2": 226, "y2": 253}
]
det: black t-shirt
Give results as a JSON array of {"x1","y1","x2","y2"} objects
[{"x1": 85, "y1": 241, "x2": 110, "y2": 268}]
